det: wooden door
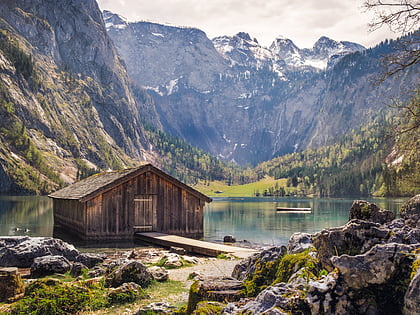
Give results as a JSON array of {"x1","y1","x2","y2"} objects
[{"x1": 133, "y1": 194, "x2": 157, "y2": 232}]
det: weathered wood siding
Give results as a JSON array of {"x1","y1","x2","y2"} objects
[
  {"x1": 55, "y1": 167, "x2": 205, "y2": 240},
  {"x1": 53, "y1": 199, "x2": 85, "y2": 235}
]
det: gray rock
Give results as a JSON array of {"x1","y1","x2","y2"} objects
[
  {"x1": 404, "y1": 262, "x2": 420, "y2": 315},
  {"x1": 287, "y1": 232, "x2": 312, "y2": 254},
  {"x1": 105, "y1": 260, "x2": 152, "y2": 288},
  {"x1": 70, "y1": 262, "x2": 88, "y2": 278},
  {"x1": 349, "y1": 200, "x2": 395, "y2": 224},
  {"x1": 136, "y1": 301, "x2": 174, "y2": 315},
  {"x1": 0, "y1": 237, "x2": 79, "y2": 268},
  {"x1": 312, "y1": 220, "x2": 390, "y2": 271},
  {"x1": 148, "y1": 266, "x2": 168, "y2": 282},
  {"x1": 169, "y1": 246, "x2": 187, "y2": 255},
  {"x1": 30, "y1": 255, "x2": 72, "y2": 278},
  {"x1": 400, "y1": 194, "x2": 420, "y2": 228},
  {"x1": 232, "y1": 246, "x2": 286, "y2": 281},
  {"x1": 75, "y1": 253, "x2": 105, "y2": 268},
  {"x1": 331, "y1": 243, "x2": 419, "y2": 289},
  {"x1": 224, "y1": 235, "x2": 237, "y2": 243},
  {"x1": 234, "y1": 283, "x2": 306, "y2": 314},
  {"x1": 88, "y1": 265, "x2": 106, "y2": 278},
  {"x1": 162, "y1": 253, "x2": 183, "y2": 268}
]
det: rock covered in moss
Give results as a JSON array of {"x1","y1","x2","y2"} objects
[
  {"x1": 400, "y1": 194, "x2": 420, "y2": 228},
  {"x1": 187, "y1": 277, "x2": 244, "y2": 314},
  {"x1": 30, "y1": 255, "x2": 72, "y2": 278},
  {"x1": 107, "y1": 282, "x2": 142, "y2": 305},
  {"x1": 104, "y1": 260, "x2": 152, "y2": 288},
  {"x1": 232, "y1": 246, "x2": 286, "y2": 281},
  {"x1": 349, "y1": 200, "x2": 395, "y2": 224},
  {"x1": 0, "y1": 267, "x2": 24, "y2": 302}
]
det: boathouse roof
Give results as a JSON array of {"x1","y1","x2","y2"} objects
[{"x1": 49, "y1": 163, "x2": 211, "y2": 203}]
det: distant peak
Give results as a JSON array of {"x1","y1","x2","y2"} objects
[
  {"x1": 275, "y1": 35, "x2": 288, "y2": 41},
  {"x1": 236, "y1": 32, "x2": 252, "y2": 41}
]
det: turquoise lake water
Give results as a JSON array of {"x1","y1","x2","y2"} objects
[{"x1": 0, "y1": 195, "x2": 407, "y2": 247}]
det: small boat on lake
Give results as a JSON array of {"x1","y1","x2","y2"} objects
[{"x1": 276, "y1": 207, "x2": 311, "y2": 213}]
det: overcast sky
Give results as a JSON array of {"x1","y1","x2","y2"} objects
[{"x1": 96, "y1": 0, "x2": 398, "y2": 49}]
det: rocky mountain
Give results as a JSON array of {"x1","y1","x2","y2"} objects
[
  {"x1": 0, "y1": 0, "x2": 153, "y2": 193},
  {"x1": 105, "y1": 12, "x2": 418, "y2": 165}
]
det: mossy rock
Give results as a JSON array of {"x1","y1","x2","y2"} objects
[
  {"x1": 193, "y1": 301, "x2": 225, "y2": 314},
  {"x1": 187, "y1": 278, "x2": 244, "y2": 314},
  {"x1": 0, "y1": 267, "x2": 24, "y2": 302}
]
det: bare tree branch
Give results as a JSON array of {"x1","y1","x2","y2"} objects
[{"x1": 364, "y1": 0, "x2": 420, "y2": 34}]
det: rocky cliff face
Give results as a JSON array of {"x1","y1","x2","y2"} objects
[
  {"x1": 105, "y1": 12, "x2": 417, "y2": 165},
  {"x1": 0, "y1": 0, "x2": 151, "y2": 193}
]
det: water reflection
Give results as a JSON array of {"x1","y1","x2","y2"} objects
[
  {"x1": 0, "y1": 196, "x2": 53, "y2": 237},
  {"x1": 204, "y1": 197, "x2": 406, "y2": 246}
]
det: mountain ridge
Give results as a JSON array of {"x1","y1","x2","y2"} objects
[{"x1": 105, "y1": 11, "x2": 417, "y2": 165}]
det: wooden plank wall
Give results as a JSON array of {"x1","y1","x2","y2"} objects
[{"x1": 53, "y1": 199, "x2": 85, "y2": 235}]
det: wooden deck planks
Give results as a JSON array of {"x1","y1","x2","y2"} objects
[{"x1": 135, "y1": 232, "x2": 257, "y2": 258}]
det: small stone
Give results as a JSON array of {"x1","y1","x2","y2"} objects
[
  {"x1": 170, "y1": 246, "x2": 187, "y2": 255},
  {"x1": 162, "y1": 253, "x2": 183, "y2": 268},
  {"x1": 70, "y1": 262, "x2": 88, "y2": 277},
  {"x1": 148, "y1": 266, "x2": 168, "y2": 282},
  {"x1": 224, "y1": 235, "x2": 236, "y2": 243},
  {"x1": 183, "y1": 256, "x2": 200, "y2": 264},
  {"x1": 188, "y1": 271, "x2": 203, "y2": 280},
  {"x1": 74, "y1": 253, "x2": 105, "y2": 268}
]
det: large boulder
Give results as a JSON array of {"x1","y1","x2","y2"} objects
[
  {"x1": 404, "y1": 260, "x2": 420, "y2": 315},
  {"x1": 105, "y1": 260, "x2": 152, "y2": 288},
  {"x1": 349, "y1": 200, "x2": 395, "y2": 224},
  {"x1": 0, "y1": 237, "x2": 79, "y2": 268},
  {"x1": 30, "y1": 255, "x2": 72, "y2": 278},
  {"x1": 312, "y1": 219, "x2": 390, "y2": 271},
  {"x1": 400, "y1": 194, "x2": 420, "y2": 228},
  {"x1": 0, "y1": 267, "x2": 24, "y2": 302},
  {"x1": 232, "y1": 246, "x2": 286, "y2": 281},
  {"x1": 331, "y1": 243, "x2": 419, "y2": 289}
]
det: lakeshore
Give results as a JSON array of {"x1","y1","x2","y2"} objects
[{"x1": 0, "y1": 195, "x2": 419, "y2": 314}]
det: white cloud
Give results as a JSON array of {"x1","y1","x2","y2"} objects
[{"x1": 97, "y1": 0, "x2": 398, "y2": 48}]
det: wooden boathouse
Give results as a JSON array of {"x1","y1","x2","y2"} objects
[{"x1": 49, "y1": 164, "x2": 212, "y2": 241}]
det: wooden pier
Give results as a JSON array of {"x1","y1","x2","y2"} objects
[{"x1": 135, "y1": 232, "x2": 257, "y2": 258}]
